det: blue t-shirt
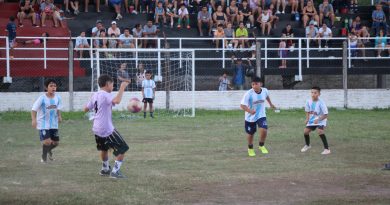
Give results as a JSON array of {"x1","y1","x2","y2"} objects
[
  {"x1": 6, "y1": 22, "x2": 16, "y2": 41},
  {"x1": 234, "y1": 64, "x2": 245, "y2": 85},
  {"x1": 372, "y1": 10, "x2": 386, "y2": 21}
]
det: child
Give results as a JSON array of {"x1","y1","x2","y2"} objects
[
  {"x1": 117, "y1": 63, "x2": 130, "y2": 90},
  {"x1": 177, "y1": 3, "x2": 190, "y2": 29},
  {"x1": 218, "y1": 71, "x2": 232, "y2": 91},
  {"x1": 84, "y1": 74, "x2": 130, "y2": 178},
  {"x1": 166, "y1": 2, "x2": 177, "y2": 28},
  {"x1": 142, "y1": 70, "x2": 156, "y2": 118},
  {"x1": 22, "y1": 32, "x2": 49, "y2": 45},
  {"x1": 301, "y1": 86, "x2": 331, "y2": 155},
  {"x1": 5, "y1": 16, "x2": 17, "y2": 57},
  {"x1": 136, "y1": 63, "x2": 146, "y2": 89},
  {"x1": 214, "y1": 24, "x2": 225, "y2": 50},
  {"x1": 240, "y1": 77, "x2": 276, "y2": 157},
  {"x1": 31, "y1": 79, "x2": 62, "y2": 163},
  {"x1": 75, "y1": 31, "x2": 89, "y2": 58},
  {"x1": 278, "y1": 38, "x2": 287, "y2": 68},
  {"x1": 155, "y1": 1, "x2": 167, "y2": 25}
]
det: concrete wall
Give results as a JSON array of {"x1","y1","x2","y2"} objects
[{"x1": 1, "y1": 89, "x2": 389, "y2": 111}]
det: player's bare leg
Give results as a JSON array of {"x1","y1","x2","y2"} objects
[
  {"x1": 258, "y1": 128, "x2": 269, "y2": 154},
  {"x1": 301, "y1": 128, "x2": 312, "y2": 152},
  {"x1": 247, "y1": 134, "x2": 255, "y2": 156}
]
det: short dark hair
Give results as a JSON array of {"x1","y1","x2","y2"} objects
[
  {"x1": 44, "y1": 32, "x2": 49, "y2": 37},
  {"x1": 223, "y1": 71, "x2": 228, "y2": 75},
  {"x1": 124, "y1": 28, "x2": 130, "y2": 32},
  {"x1": 252, "y1": 77, "x2": 262, "y2": 83},
  {"x1": 311, "y1": 86, "x2": 321, "y2": 92},
  {"x1": 218, "y1": 24, "x2": 223, "y2": 27},
  {"x1": 98, "y1": 74, "x2": 113, "y2": 87},
  {"x1": 9, "y1": 16, "x2": 15, "y2": 21},
  {"x1": 145, "y1": 70, "x2": 152, "y2": 74},
  {"x1": 44, "y1": 78, "x2": 57, "y2": 88}
]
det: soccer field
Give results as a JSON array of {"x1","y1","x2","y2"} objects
[{"x1": 0, "y1": 109, "x2": 389, "y2": 205}]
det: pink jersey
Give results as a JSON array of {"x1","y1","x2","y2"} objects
[{"x1": 86, "y1": 90, "x2": 115, "y2": 137}]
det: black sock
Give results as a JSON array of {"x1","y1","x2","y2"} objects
[
  {"x1": 248, "y1": 144, "x2": 253, "y2": 149},
  {"x1": 42, "y1": 144, "x2": 50, "y2": 161},
  {"x1": 304, "y1": 134, "x2": 310, "y2": 146},
  {"x1": 319, "y1": 134, "x2": 329, "y2": 149},
  {"x1": 150, "y1": 112, "x2": 154, "y2": 116},
  {"x1": 49, "y1": 143, "x2": 58, "y2": 152},
  {"x1": 259, "y1": 142, "x2": 264, "y2": 147},
  {"x1": 143, "y1": 112, "x2": 146, "y2": 117}
]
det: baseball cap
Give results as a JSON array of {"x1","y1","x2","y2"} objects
[
  {"x1": 111, "y1": 21, "x2": 117, "y2": 25},
  {"x1": 96, "y1": 19, "x2": 102, "y2": 24}
]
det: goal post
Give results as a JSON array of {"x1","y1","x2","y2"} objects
[{"x1": 93, "y1": 48, "x2": 195, "y2": 117}]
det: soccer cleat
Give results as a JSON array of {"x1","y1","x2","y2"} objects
[
  {"x1": 99, "y1": 166, "x2": 112, "y2": 176},
  {"x1": 248, "y1": 148, "x2": 256, "y2": 157},
  {"x1": 41, "y1": 158, "x2": 47, "y2": 164},
  {"x1": 110, "y1": 170, "x2": 126, "y2": 179},
  {"x1": 321, "y1": 149, "x2": 331, "y2": 155},
  {"x1": 301, "y1": 145, "x2": 311, "y2": 152},
  {"x1": 259, "y1": 146, "x2": 269, "y2": 154},
  {"x1": 48, "y1": 151, "x2": 55, "y2": 161}
]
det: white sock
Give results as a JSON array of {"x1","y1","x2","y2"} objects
[
  {"x1": 112, "y1": 160, "x2": 123, "y2": 173},
  {"x1": 102, "y1": 160, "x2": 110, "y2": 171}
]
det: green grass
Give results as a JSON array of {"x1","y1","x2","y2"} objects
[{"x1": 0, "y1": 109, "x2": 390, "y2": 205}]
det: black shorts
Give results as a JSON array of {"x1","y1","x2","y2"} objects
[
  {"x1": 39, "y1": 129, "x2": 59, "y2": 142},
  {"x1": 95, "y1": 129, "x2": 129, "y2": 156},
  {"x1": 142, "y1": 98, "x2": 153, "y2": 103},
  {"x1": 306, "y1": 125, "x2": 325, "y2": 131},
  {"x1": 245, "y1": 118, "x2": 268, "y2": 135}
]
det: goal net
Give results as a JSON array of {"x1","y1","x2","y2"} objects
[{"x1": 92, "y1": 48, "x2": 195, "y2": 117}]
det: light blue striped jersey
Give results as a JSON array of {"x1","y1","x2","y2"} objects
[
  {"x1": 305, "y1": 98, "x2": 328, "y2": 126},
  {"x1": 32, "y1": 94, "x2": 62, "y2": 130},
  {"x1": 142, "y1": 79, "x2": 156, "y2": 98},
  {"x1": 240, "y1": 88, "x2": 269, "y2": 122}
]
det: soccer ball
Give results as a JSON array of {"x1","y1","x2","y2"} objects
[{"x1": 127, "y1": 98, "x2": 142, "y2": 113}]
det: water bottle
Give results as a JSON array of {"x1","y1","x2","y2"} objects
[
  {"x1": 348, "y1": 17, "x2": 353, "y2": 28},
  {"x1": 208, "y1": 4, "x2": 212, "y2": 15},
  {"x1": 344, "y1": 18, "x2": 348, "y2": 28},
  {"x1": 295, "y1": 12, "x2": 300, "y2": 21}
]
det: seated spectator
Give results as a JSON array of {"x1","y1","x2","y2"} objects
[
  {"x1": 239, "y1": 0, "x2": 255, "y2": 28},
  {"x1": 375, "y1": 29, "x2": 388, "y2": 57},
  {"x1": 210, "y1": 0, "x2": 225, "y2": 11},
  {"x1": 94, "y1": 30, "x2": 108, "y2": 48},
  {"x1": 177, "y1": 3, "x2": 190, "y2": 29},
  {"x1": 372, "y1": 4, "x2": 387, "y2": 36},
  {"x1": 197, "y1": 6, "x2": 213, "y2": 37},
  {"x1": 213, "y1": 5, "x2": 228, "y2": 27},
  {"x1": 108, "y1": 33, "x2": 118, "y2": 48},
  {"x1": 302, "y1": 0, "x2": 319, "y2": 28},
  {"x1": 257, "y1": 9, "x2": 272, "y2": 36},
  {"x1": 64, "y1": 0, "x2": 80, "y2": 15},
  {"x1": 249, "y1": 0, "x2": 262, "y2": 17},
  {"x1": 348, "y1": 33, "x2": 367, "y2": 59},
  {"x1": 224, "y1": 22, "x2": 239, "y2": 49},
  {"x1": 290, "y1": 0, "x2": 299, "y2": 14},
  {"x1": 75, "y1": 31, "x2": 89, "y2": 58},
  {"x1": 279, "y1": 38, "x2": 287, "y2": 68},
  {"x1": 319, "y1": 0, "x2": 335, "y2": 27},
  {"x1": 226, "y1": 0, "x2": 240, "y2": 26},
  {"x1": 165, "y1": 0, "x2": 177, "y2": 12},
  {"x1": 119, "y1": 28, "x2": 135, "y2": 48},
  {"x1": 218, "y1": 71, "x2": 233, "y2": 91},
  {"x1": 92, "y1": 20, "x2": 105, "y2": 37},
  {"x1": 282, "y1": 24, "x2": 295, "y2": 50},
  {"x1": 349, "y1": 0, "x2": 358, "y2": 14},
  {"x1": 268, "y1": 4, "x2": 279, "y2": 28},
  {"x1": 108, "y1": 21, "x2": 121, "y2": 37},
  {"x1": 40, "y1": 0, "x2": 62, "y2": 27},
  {"x1": 110, "y1": 0, "x2": 123, "y2": 20},
  {"x1": 132, "y1": 24, "x2": 144, "y2": 47},
  {"x1": 305, "y1": 22, "x2": 318, "y2": 46},
  {"x1": 349, "y1": 17, "x2": 361, "y2": 35},
  {"x1": 316, "y1": 23, "x2": 332, "y2": 51},
  {"x1": 155, "y1": 1, "x2": 167, "y2": 25},
  {"x1": 214, "y1": 24, "x2": 225, "y2": 50},
  {"x1": 17, "y1": 0, "x2": 38, "y2": 27},
  {"x1": 275, "y1": 0, "x2": 286, "y2": 14},
  {"x1": 143, "y1": 20, "x2": 159, "y2": 47},
  {"x1": 166, "y1": 2, "x2": 177, "y2": 28},
  {"x1": 236, "y1": 21, "x2": 249, "y2": 48}
]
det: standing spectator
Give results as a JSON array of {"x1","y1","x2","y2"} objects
[
  {"x1": 231, "y1": 56, "x2": 248, "y2": 90},
  {"x1": 155, "y1": 1, "x2": 167, "y2": 25},
  {"x1": 224, "y1": 22, "x2": 239, "y2": 49},
  {"x1": 5, "y1": 16, "x2": 17, "y2": 58},
  {"x1": 236, "y1": 21, "x2": 249, "y2": 48},
  {"x1": 177, "y1": 3, "x2": 190, "y2": 29},
  {"x1": 317, "y1": 23, "x2": 332, "y2": 51},
  {"x1": 166, "y1": 2, "x2": 178, "y2": 28},
  {"x1": 372, "y1": 4, "x2": 387, "y2": 36},
  {"x1": 278, "y1": 38, "x2": 287, "y2": 68},
  {"x1": 132, "y1": 24, "x2": 144, "y2": 48},
  {"x1": 143, "y1": 20, "x2": 159, "y2": 47},
  {"x1": 218, "y1": 71, "x2": 233, "y2": 91},
  {"x1": 375, "y1": 29, "x2": 388, "y2": 57},
  {"x1": 40, "y1": 0, "x2": 61, "y2": 27},
  {"x1": 319, "y1": 0, "x2": 335, "y2": 27},
  {"x1": 258, "y1": 9, "x2": 272, "y2": 36},
  {"x1": 239, "y1": 0, "x2": 255, "y2": 28},
  {"x1": 119, "y1": 28, "x2": 135, "y2": 48},
  {"x1": 213, "y1": 5, "x2": 228, "y2": 27},
  {"x1": 227, "y1": 0, "x2": 240, "y2": 26},
  {"x1": 282, "y1": 24, "x2": 295, "y2": 50},
  {"x1": 214, "y1": 24, "x2": 225, "y2": 50},
  {"x1": 108, "y1": 21, "x2": 121, "y2": 37},
  {"x1": 275, "y1": 0, "x2": 286, "y2": 14},
  {"x1": 305, "y1": 22, "x2": 318, "y2": 46},
  {"x1": 302, "y1": 0, "x2": 319, "y2": 28},
  {"x1": 197, "y1": 6, "x2": 213, "y2": 36},
  {"x1": 17, "y1": 0, "x2": 38, "y2": 27},
  {"x1": 75, "y1": 31, "x2": 90, "y2": 58},
  {"x1": 92, "y1": 20, "x2": 105, "y2": 37}
]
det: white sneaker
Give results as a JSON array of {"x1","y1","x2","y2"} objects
[
  {"x1": 321, "y1": 149, "x2": 331, "y2": 155},
  {"x1": 324, "y1": 45, "x2": 328, "y2": 51},
  {"x1": 276, "y1": 11, "x2": 281, "y2": 14},
  {"x1": 282, "y1": 10, "x2": 285, "y2": 14},
  {"x1": 318, "y1": 46, "x2": 322, "y2": 52},
  {"x1": 132, "y1": 10, "x2": 138, "y2": 14},
  {"x1": 301, "y1": 145, "x2": 311, "y2": 152}
]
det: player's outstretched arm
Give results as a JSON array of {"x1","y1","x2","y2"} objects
[
  {"x1": 31, "y1": 111, "x2": 37, "y2": 128},
  {"x1": 240, "y1": 104, "x2": 256, "y2": 115},
  {"x1": 113, "y1": 81, "x2": 130, "y2": 104},
  {"x1": 57, "y1": 110, "x2": 62, "y2": 123},
  {"x1": 266, "y1": 96, "x2": 276, "y2": 109}
]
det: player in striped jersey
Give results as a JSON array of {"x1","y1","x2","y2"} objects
[
  {"x1": 240, "y1": 77, "x2": 276, "y2": 157},
  {"x1": 142, "y1": 70, "x2": 156, "y2": 118},
  {"x1": 84, "y1": 74, "x2": 130, "y2": 178},
  {"x1": 301, "y1": 86, "x2": 331, "y2": 155},
  {"x1": 31, "y1": 79, "x2": 62, "y2": 163}
]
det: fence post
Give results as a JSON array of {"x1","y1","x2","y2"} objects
[
  {"x1": 164, "y1": 41, "x2": 170, "y2": 110},
  {"x1": 90, "y1": 38, "x2": 93, "y2": 69},
  {"x1": 4, "y1": 37, "x2": 12, "y2": 83},
  {"x1": 179, "y1": 38, "x2": 182, "y2": 68},
  {"x1": 222, "y1": 37, "x2": 225, "y2": 69},
  {"x1": 306, "y1": 38, "x2": 310, "y2": 68},
  {"x1": 342, "y1": 41, "x2": 348, "y2": 109},
  {"x1": 256, "y1": 40, "x2": 261, "y2": 78},
  {"x1": 264, "y1": 39, "x2": 268, "y2": 68},
  {"x1": 348, "y1": 37, "x2": 351, "y2": 68},
  {"x1": 158, "y1": 38, "x2": 161, "y2": 77},
  {"x1": 298, "y1": 38, "x2": 302, "y2": 81},
  {"x1": 44, "y1": 37, "x2": 47, "y2": 69},
  {"x1": 68, "y1": 40, "x2": 74, "y2": 111}
]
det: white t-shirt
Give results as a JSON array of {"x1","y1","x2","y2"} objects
[
  {"x1": 319, "y1": 27, "x2": 332, "y2": 38},
  {"x1": 240, "y1": 88, "x2": 270, "y2": 122},
  {"x1": 305, "y1": 98, "x2": 328, "y2": 126},
  {"x1": 32, "y1": 94, "x2": 62, "y2": 130},
  {"x1": 261, "y1": 12, "x2": 270, "y2": 23},
  {"x1": 142, "y1": 79, "x2": 156, "y2": 98},
  {"x1": 108, "y1": 27, "x2": 121, "y2": 36},
  {"x1": 178, "y1": 8, "x2": 189, "y2": 16},
  {"x1": 119, "y1": 34, "x2": 134, "y2": 46},
  {"x1": 75, "y1": 36, "x2": 89, "y2": 47}
]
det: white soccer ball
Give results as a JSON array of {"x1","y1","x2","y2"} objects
[{"x1": 127, "y1": 98, "x2": 142, "y2": 113}]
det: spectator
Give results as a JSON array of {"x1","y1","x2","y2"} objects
[
  {"x1": 110, "y1": 0, "x2": 123, "y2": 20},
  {"x1": 214, "y1": 24, "x2": 225, "y2": 50},
  {"x1": 372, "y1": 4, "x2": 387, "y2": 36},
  {"x1": 275, "y1": 0, "x2": 286, "y2": 14},
  {"x1": 108, "y1": 33, "x2": 118, "y2": 48},
  {"x1": 317, "y1": 23, "x2": 332, "y2": 51},
  {"x1": 136, "y1": 63, "x2": 146, "y2": 89},
  {"x1": 226, "y1": 0, "x2": 240, "y2": 26},
  {"x1": 141, "y1": 0, "x2": 156, "y2": 13},
  {"x1": 210, "y1": 0, "x2": 225, "y2": 11},
  {"x1": 177, "y1": 3, "x2": 190, "y2": 29},
  {"x1": 236, "y1": 21, "x2": 249, "y2": 48},
  {"x1": 239, "y1": 0, "x2": 255, "y2": 28},
  {"x1": 299, "y1": 0, "x2": 307, "y2": 12},
  {"x1": 218, "y1": 71, "x2": 233, "y2": 91},
  {"x1": 279, "y1": 38, "x2": 287, "y2": 68},
  {"x1": 143, "y1": 20, "x2": 159, "y2": 47},
  {"x1": 375, "y1": 29, "x2": 387, "y2": 57},
  {"x1": 64, "y1": 0, "x2": 80, "y2": 15},
  {"x1": 40, "y1": 0, "x2": 61, "y2": 27},
  {"x1": 22, "y1": 32, "x2": 50, "y2": 46},
  {"x1": 290, "y1": 0, "x2": 299, "y2": 14},
  {"x1": 75, "y1": 31, "x2": 89, "y2": 58},
  {"x1": 258, "y1": 9, "x2": 272, "y2": 36},
  {"x1": 5, "y1": 16, "x2": 17, "y2": 57},
  {"x1": 263, "y1": 0, "x2": 276, "y2": 8},
  {"x1": 349, "y1": 0, "x2": 358, "y2": 14},
  {"x1": 305, "y1": 22, "x2": 318, "y2": 46},
  {"x1": 119, "y1": 28, "x2": 135, "y2": 48},
  {"x1": 17, "y1": 0, "x2": 38, "y2": 27},
  {"x1": 224, "y1": 22, "x2": 239, "y2": 49},
  {"x1": 282, "y1": 24, "x2": 295, "y2": 50},
  {"x1": 166, "y1": 2, "x2": 177, "y2": 28},
  {"x1": 319, "y1": 0, "x2": 335, "y2": 27},
  {"x1": 268, "y1": 4, "x2": 279, "y2": 28},
  {"x1": 213, "y1": 5, "x2": 228, "y2": 27},
  {"x1": 165, "y1": 0, "x2": 177, "y2": 12},
  {"x1": 132, "y1": 24, "x2": 144, "y2": 47},
  {"x1": 155, "y1": 1, "x2": 167, "y2": 25},
  {"x1": 94, "y1": 29, "x2": 108, "y2": 48},
  {"x1": 249, "y1": 0, "x2": 262, "y2": 17},
  {"x1": 302, "y1": 0, "x2": 319, "y2": 28},
  {"x1": 231, "y1": 56, "x2": 247, "y2": 90},
  {"x1": 117, "y1": 63, "x2": 130, "y2": 88},
  {"x1": 108, "y1": 21, "x2": 121, "y2": 37},
  {"x1": 348, "y1": 33, "x2": 367, "y2": 60},
  {"x1": 92, "y1": 20, "x2": 105, "y2": 37},
  {"x1": 197, "y1": 6, "x2": 213, "y2": 36}
]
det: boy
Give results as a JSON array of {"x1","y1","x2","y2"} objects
[
  {"x1": 75, "y1": 31, "x2": 89, "y2": 58},
  {"x1": 117, "y1": 63, "x2": 130, "y2": 90},
  {"x1": 240, "y1": 77, "x2": 276, "y2": 157},
  {"x1": 142, "y1": 70, "x2": 156, "y2": 118},
  {"x1": 155, "y1": 1, "x2": 167, "y2": 25},
  {"x1": 84, "y1": 74, "x2": 130, "y2": 178},
  {"x1": 218, "y1": 71, "x2": 232, "y2": 91},
  {"x1": 31, "y1": 79, "x2": 62, "y2": 163},
  {"x1": 5, "y1": 16, "x2": 17, "y2": 58},
  {"x1": 301, "y1": 86, "x2": 330, "y2": 155},
  {"x1": 177, "y1": 3, "x2": 190, "y2": 29}
]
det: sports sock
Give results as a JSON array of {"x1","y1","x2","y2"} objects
[
  {"x1": 49, "y1": 143, "x2": 58, "y2": 152},
  {"x1": 144, "y1": 112, "x2": 146, "y2": 118},
  {"x1": 186, "y1": 18, "x2": 190, "y2": 26},
  {"x1": 248, "y1": 144, "x2": 253, "y2": 149},
  {"x1": 178, "y1": 18, "x2": 181, "y2": 25},
  {"x1": 150, "y1": 112, "x2": 154, "y2": 117},
  {"x1": 42, "y1": 144, "x2": 50, "y2": 161},
  {"x1": 259, "y1": 142, "x2": 265, "y2": 147},
  {"x1": 112, "y1": 160, "x2": 123, "y2": 173},
  {"x1": 319, "y1": 134, "x2": 329, "y2": 149},
  {"x1": 102, "y1": 160, "x2": 110, "y2": 171},
  {"x1": 304, "y1": 134, "x2": 310, "y2": 146}
]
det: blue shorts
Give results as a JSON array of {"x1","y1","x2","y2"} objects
[
  {"x1": 39, "y1": 129, "x2": 59, "y2": 141},
  {"x1": 110, "y1": 0, "x2": 122, "y2": 5},
  {"x1": 245, "y1": 117, "x2": 268, "y2": 135}
]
